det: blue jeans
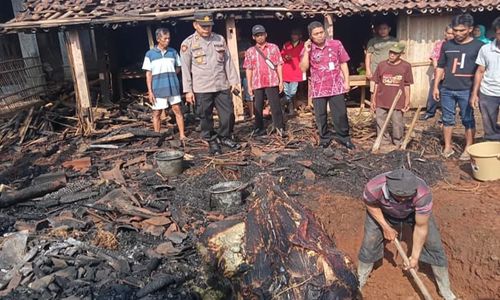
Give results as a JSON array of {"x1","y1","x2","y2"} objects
[
  {"x1": 358, "y1": 212, "x2": 448, "y2": 267},
  {"x1": 284, "y1": 82, "x2": 299, "y2": 102},
  {"x1": 425, "y1": 79, "x2": 441, "y2": 116},
  {"x1": 479, "y1": 92, "x2": 500, "y2": 140},
  {"x1": 440, "y1": 88, "x2": 475, "y2": 129}
]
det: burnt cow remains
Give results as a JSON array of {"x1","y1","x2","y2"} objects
[{"x1": 200, "y1": 174, "x2": 359, "y2": 299}]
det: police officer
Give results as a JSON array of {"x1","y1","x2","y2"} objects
[{"x1": 180, "y1": 11, "x2": 241, "y2": 155}]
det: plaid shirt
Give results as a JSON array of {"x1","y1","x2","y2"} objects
[
  {"x1": 243, "y1": 43, "x2": 283, "y2": 90},
  {"x1": 303, "y1": 39, "x2": 350, "y2": 98}
]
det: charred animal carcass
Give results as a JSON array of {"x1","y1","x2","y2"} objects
[{"x1": 199, "y1": 174, "x2": 359, "y2": 299}]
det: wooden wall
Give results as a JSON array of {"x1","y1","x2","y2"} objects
[{"x1": 397, "y1": 14, "x2": 452, "y2": 107}]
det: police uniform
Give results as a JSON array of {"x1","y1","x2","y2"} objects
[{"x1": 180, "y1": 12, "x2": 240, "y2": 144}]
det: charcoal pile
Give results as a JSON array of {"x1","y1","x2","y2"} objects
[
  {"x1": 0, "y1": 169, "x2": 202, "y2": 299},
  {"x1": 200, "y1": 174, "x2": 359, "y2": 299}
]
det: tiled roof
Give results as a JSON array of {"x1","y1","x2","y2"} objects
[
  {"x1": 352, "y1": 0, "x2": 500, "y2": 13},
  {"x1": 2, "y1": 0, "x2": 499, "y2": 31}
]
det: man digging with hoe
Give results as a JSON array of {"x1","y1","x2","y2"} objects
[{"x1": 357, "y1": 169, "x2": 459, "y2": 300}]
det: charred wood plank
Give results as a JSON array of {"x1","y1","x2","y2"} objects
[{"x1": 0, "y1": 176, "x2": 67, "y2": 208}]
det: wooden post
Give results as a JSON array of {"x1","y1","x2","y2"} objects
[
  {"x1": 147, "y1": 26, "x2": 155, "y2": 49},
  {"x1": 324, "y1": 14, "x2": 334, "y2": 38},
  {"x1": 360, "y1": 87, "x2": 366, "y2": 109},
  {"x1": 65, "y1": 30, "x2": 94, "y2": 135},
  {"x1": 94, "y1": 29, "x2": 111, "y2": 104},
  {"x1": 225, "y1": 16, "x2": 244, "y2": 121}
]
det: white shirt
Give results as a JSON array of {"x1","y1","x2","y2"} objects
[{"x1": 476, "y1": 40, "x2": 500, "y2": 96}]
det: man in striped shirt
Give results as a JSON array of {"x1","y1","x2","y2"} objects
[
  {"x1": 143, "y1": 28, "x2": 185, "y2": 139},
  {"x1": 357, "y1": 169, "x2": 457, "y2": 300}
]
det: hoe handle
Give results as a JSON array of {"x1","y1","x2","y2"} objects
[{"x1": 394, "y1": 238, "x2": 434, "y2": 300}]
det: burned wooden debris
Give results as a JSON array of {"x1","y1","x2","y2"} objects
[
  {"x1": 0, "y1": 96, "x2": 452, "y2": 299},
  {"x1": 0, "y1": 172, "x2": 66, "y2": 208},
  {"x1": 200, "y1": 174, "x2": 359, "y2": 299}
]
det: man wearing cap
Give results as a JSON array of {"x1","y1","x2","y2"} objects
[
  {"x1": 180, "y1": 11, "x2": 241, "y2": 155},
  {"x1": 244, "y1": 25, "x2": 286, "y2": 137},
  {"x1": 357, "y1": 169, "x2": 458, "y2": 300},
  {"x1": 370, "y1": 42, "x2": 413, "y2": 150}
]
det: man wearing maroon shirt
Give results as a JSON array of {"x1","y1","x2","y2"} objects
[
  {"x1": 299, "y1": 21, "x2": 355, "y2": 149},
  {"x1": 370, "y1": 42, "x2": 413, "y2": 149},
  {"x1": 281, "y1": 29, "x2": 305, "y2": 115},
  {"x1": 358, "y1": 169, "x2": 457, "y2": 300}
]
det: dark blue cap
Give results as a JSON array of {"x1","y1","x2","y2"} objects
[
  {"x1": 386, "y1": 169, "x2": 418, "y2": 197},
  {"x1": 252, "y1": 25, "x2": 266, "y2": 35}
]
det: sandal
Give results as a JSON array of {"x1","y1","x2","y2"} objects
[
  {"x1": 459, "y1": 150, "x2": 470, "y2": 161},
  {"x1": 441, "y1": 149, "x2": 455, "y2": 158}
]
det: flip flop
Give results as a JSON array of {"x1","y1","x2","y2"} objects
[
  {"x1": 441, "y1": 149, "x2": 455, "y2": 158},
  {"x1": 459, "y1": 151, "x2": 470, "y2": 161}
]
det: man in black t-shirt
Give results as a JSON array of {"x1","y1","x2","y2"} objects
[{"x1": 433, "y1": 14, "x2": 483, "y2": 161}]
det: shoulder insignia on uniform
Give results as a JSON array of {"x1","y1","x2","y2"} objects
[{"x1": 181, "y1": 44, "x2": 188, "y2": 52}]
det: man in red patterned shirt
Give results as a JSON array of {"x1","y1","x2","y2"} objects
[
  {"x1": 299, "y1": 21, "x2": 355, "y2": 149},
  {"x1": 244, "y1": 25, "x2": 286, "y2": 137}
]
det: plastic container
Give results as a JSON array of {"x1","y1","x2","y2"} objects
[
  {"x1": 209, "y1": 181, "x2": 243, "y2": 211},
  {"x1": 155, "y1": 150, "x2": 184, "y2": 177},
  {"x1": 467, "y1": 142, "x2": 500, "y2": 181}
]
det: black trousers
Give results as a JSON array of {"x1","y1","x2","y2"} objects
[
  {"x1": 195, "y1": 89, "x2": 235, "y2": 140},
  {"x1": 254, "y1": 86, "x2": 284, "y2": 130},
  {"x1": 313, "y1": 94, "x2": 351, "y2": 144}
]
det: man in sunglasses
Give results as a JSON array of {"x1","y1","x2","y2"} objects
[{"x1": 357, "y1": 169, "x2": 457, "y2": 300}]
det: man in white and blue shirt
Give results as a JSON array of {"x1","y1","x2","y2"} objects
[
  {"x1": 471, "y1": 17, "x2": 500, "y2": 141},
  {"x1": 142, "y1": 28, "x2": 185, "y2": 138}
]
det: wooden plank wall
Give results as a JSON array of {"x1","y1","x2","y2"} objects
[{"x1": 397, "y1": 14, "x2": 452, "y2": 107}]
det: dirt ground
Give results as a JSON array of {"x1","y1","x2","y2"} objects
[{"x1": 299, "y1": 160, "x2": 499, "y2": 300}]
